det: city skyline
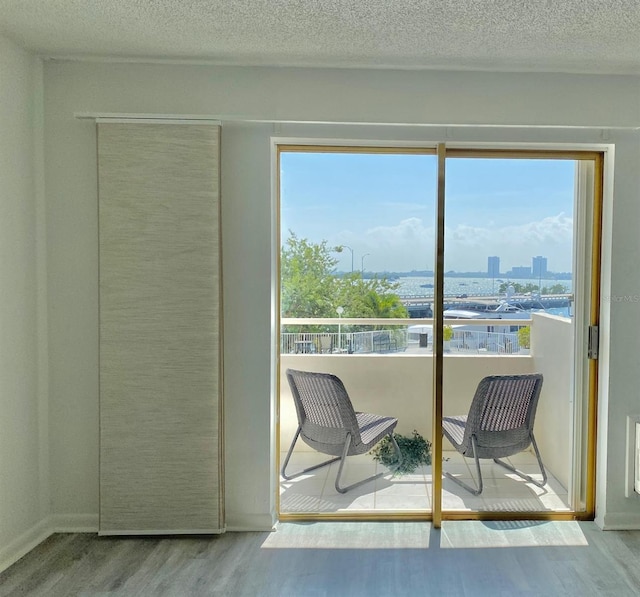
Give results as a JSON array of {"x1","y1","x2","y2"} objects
[
  {"x1": 280, "y1": 152, "x2": 575, "y2": 273},
  {"x1": 331, "y1": 254, "x2": 570, "y2": 277}
]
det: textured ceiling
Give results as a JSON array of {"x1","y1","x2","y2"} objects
[{"x1": 1, "y1": 0, "x2": 640, "y2": 74}]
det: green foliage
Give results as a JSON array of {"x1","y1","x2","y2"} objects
[
  {"x1": 334, "y1": 272, "x2": 408, "y2": 325},
  {"x1": 281, "y1": 232, "x2": 408, "y2": 327},
  {"x1": 370, "y1": 430, "x2": 432, "y2": 475},
  {"x1": 518, "y1": 325, "x2": 531, "y2": 349},
  {"x1": 543, "y1": 283, "x2": 568, "y2": 294},
  {"x1": 498, "y1": 282, "x2": 567, "y2": 295},
  {"x1": 498, "y1": 282, "x2": 539, "y2": 294},
  {"x1": 281, "y1": 232, "x2": 339, "y2": 320}
]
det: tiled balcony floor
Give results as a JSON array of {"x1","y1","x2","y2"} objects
[{"x1": 280, "y1": 449, "x2": 570, "y2": 515}]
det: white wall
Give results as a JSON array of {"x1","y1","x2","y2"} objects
[
  {"x1": 280, "y1": 353, "x2": 534, "y2": 445},
  {"x1": 596, "y1": 133, "x2": 640, "y2": 528},
  {"x1": 532, "y1": 313, "x2": 573, "y2": 490},
  {"x1": 0, "y1": 35, "x2": 48, "y2": 569},
  {"x1": 220, "y1": 123, "x2": 275, "y2": 529},
  {"x1": 41, "y1": 61, "x2": 640, "y2": 529}
]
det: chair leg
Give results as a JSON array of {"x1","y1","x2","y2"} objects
[
  {"x1": 388, "y1": 433, "x2": 404, "y2": 473},
  {"x1": 335, "y1": 432, "x2": 402, "y2": 494},
  {"x1": 493, "y1": 433, "x2": 548, "y2": 488},
  {"x1": 281, "y1": 427, "x2": 341, "y2": 481},
  {"x1": 444, "y1": 435, "x2": 484, "y2": 495}
]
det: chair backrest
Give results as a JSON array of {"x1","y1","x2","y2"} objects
[
  {"x1": 286, "y1": 368, "x2": 361, "y2": 448},
  {"x1": 463, "y1": 374, "x2": 543, "y2": 456}
]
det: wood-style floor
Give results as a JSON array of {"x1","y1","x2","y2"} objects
[{"x1": 2, "y1": 521, "x2": 640, "y2": 596}]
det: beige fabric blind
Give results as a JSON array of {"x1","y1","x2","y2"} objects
[{"x1": 97, "y1": 122, "x2": 223, "y2": 534}]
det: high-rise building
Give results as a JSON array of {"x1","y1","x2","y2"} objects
[
  {"x1": 532, "y1": 256, "x2": 548, "y2": 278},
  {"x1": 510, "y1": 266, "x2": 532, "y2": 277},
  {"x1": 487, "y1": 256, "x2": 500, "y2": 277}
]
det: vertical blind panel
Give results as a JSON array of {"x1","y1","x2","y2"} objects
[{"x1": 98, "y1": 123, "x2": 222, "y2": 533}]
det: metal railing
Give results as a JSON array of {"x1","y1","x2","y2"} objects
[
  {"x1": 281, "y1": 330, "x2": 408, "y2": 354},
  {"x1": 446, "y1": 330, "x2": 522, "y2": 354},
  {"x1": 280, "y1": 318, "x2": 531, "y2": 355}
]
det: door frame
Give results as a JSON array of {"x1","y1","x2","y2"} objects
[{"x1": 274, "y1": 140, "x2": 604, "y2": 523}]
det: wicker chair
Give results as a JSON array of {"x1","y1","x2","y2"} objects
[
  {"x1": 282, "y1": 368, "x2": 402, "y2": 493},
  {"x1": 442, "y1": 374, "x2": 547, "y2": 495}
]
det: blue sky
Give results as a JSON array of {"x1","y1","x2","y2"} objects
[{"x1": 280, "y1": 152, "x2": 575, "y2": 273}]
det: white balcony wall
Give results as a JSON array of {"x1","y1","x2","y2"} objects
[
  {"x1": 531, "y1": 313, "x2": 574, "y2": 491},
  {"x1": 281, "y1": 315, "x2": 574, "y2": 492},
  {"x1": 280, "y1": 354, "x2": 534, "y2": 452}
]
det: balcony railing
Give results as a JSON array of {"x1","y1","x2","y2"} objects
[
  {"x1": 281, "y1": 317, "x2": 531, "y2": 355},
  {"x1": 281, "y1": 329, "x2": 407, "y2": 354}
]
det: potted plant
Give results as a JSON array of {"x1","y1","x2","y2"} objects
[
  {"x1": 518, "y1": 325, "x2": 531, "y2": 354},
  {"x1": 370, "y1": 430, "x2": 432, "y2": 475}
]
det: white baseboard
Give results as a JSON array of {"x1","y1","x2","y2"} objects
[
  {"x1": 226, "y1": 524, "x2": 276, "y2": 532},
  {"x1": 99, "y1": 528, "x2": 224, "y2": 536},
  {"x1": 0, "y1": 518, "x2": 52, "y2": 575},
  {"x1": 50, "y1": 513, "x2": 99, "y2": 533},
  {"x1": 598, "y1": 512, "x2": 640, "y2": 530},
  {"x1": 226, "y1": 512, "x2": 276, "y2": 532},
  {"x1": 0, "y1": 513, "x2": 100, "y2": 575},
  {"x1": 1, "y1": 511, "x2": 275, "y2": 574}
]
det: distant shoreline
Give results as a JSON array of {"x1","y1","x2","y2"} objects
[
  {"x1": 350, "y1": 271, "x2": 572, "y2": 281},
  {"x1": 393, "y1": 275, "x2": 573, "y2": 299}
]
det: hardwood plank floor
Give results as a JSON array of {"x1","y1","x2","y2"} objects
[{"x1": 1, "y1": 522, "x2": 640, "y2": 596}]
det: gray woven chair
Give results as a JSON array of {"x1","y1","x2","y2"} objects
[
  {"x1": 282, "y1": 368, "x2": 402, "y2": 493},
  {"x1": 442, "y1": 374, "x2": 547, "y2": 495}
]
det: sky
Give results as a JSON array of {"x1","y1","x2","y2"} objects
[{"x1": 280, "y1": 152, "x2": 575, "y2": 274}]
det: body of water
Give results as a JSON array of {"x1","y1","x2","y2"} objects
[
  {"x1": 394, "y1": 276, "x2": 572, "y2": 298},
  {"x1": 393, "y1": 276, "x2": 573, "y2": 317}
]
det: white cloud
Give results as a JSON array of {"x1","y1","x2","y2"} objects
[{"x1": 333, "y1": 214, "x2": 574, "y2": 272}]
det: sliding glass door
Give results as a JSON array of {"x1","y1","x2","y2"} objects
[{"x1": 277, "y1": 143, "x2": 602, "y2": 523}]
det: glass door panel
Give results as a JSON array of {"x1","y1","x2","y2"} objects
[
  {"x1": 278, "y1": 147, "x2": 437, "y2": 518},
  {"x1": 441, "y1": 154, "x2": 596, "y2": 516}
]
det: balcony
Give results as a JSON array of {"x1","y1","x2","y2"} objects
[{"x1": 279, "y1": 313, "x2": 573, "y2": 516}]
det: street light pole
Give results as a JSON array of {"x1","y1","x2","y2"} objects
[
  {"x1": 334, "y1": 245, "x2": 354, "y2": 272},
  {"x1": 361, "y1": 253, "x2": 370, "y2": 275},
  {"x1": 336, "y1": 306, "x2": 344, "y2": 351},
  {"x1": 344, "y1": 245, "x2": 354, "y2": 272},
  {"x1": 343, "y1": 245, "x2": 354, "y2": 272}
]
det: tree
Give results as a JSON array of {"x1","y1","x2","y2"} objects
[
  {"x1": 281, "y1": 232, "x2": 339, "y2": 319},
  {"x1": 498, "y1": 281, "x2": 568, "y2": 295},
  {"x1": 334, "y1": 272, "x2": 408, "y2": 321},
  {"x1": 543, "y1": 283, "x2": 568, "y2": 294},
  {"x1": 281, "y1": 232, "x2": 408, "y2": 324},
  {"x1": 498, "y1": 282, "x2": 540, "y2": 294}
]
